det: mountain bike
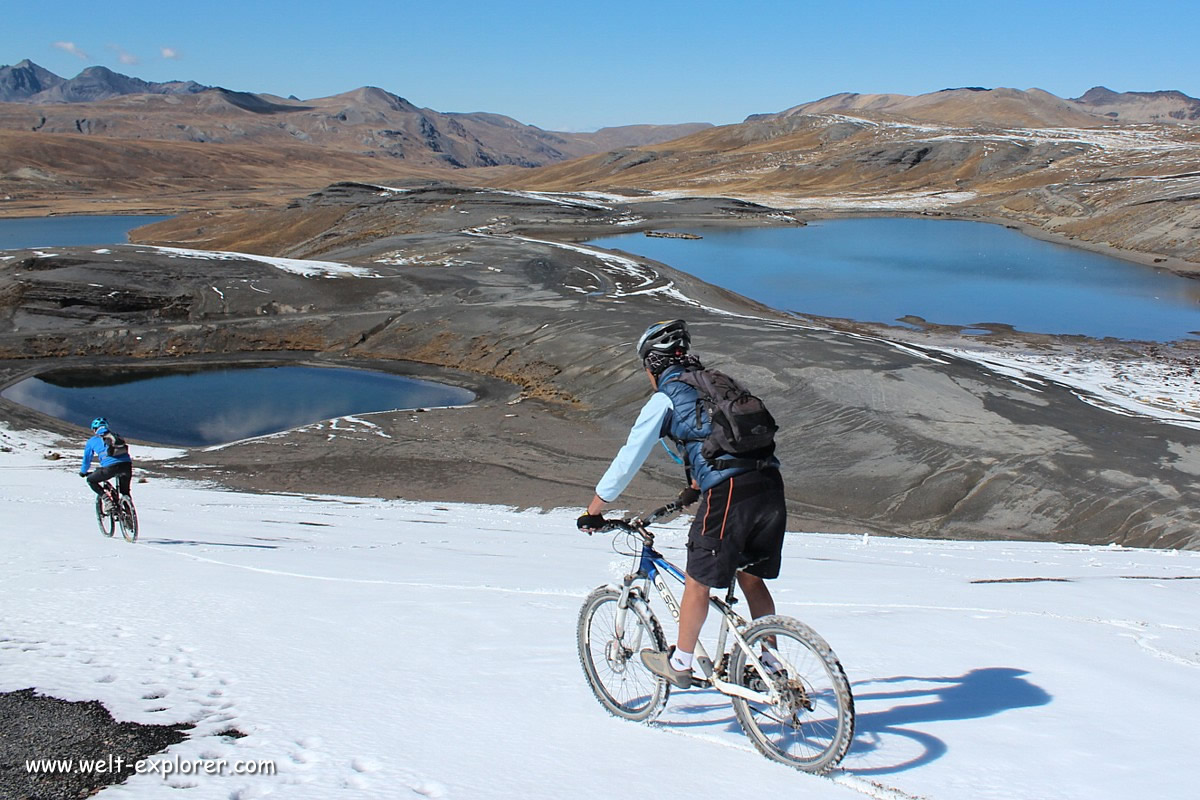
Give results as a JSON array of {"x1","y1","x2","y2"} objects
[
  {"x1": 92, "y1": 476, "x2": 138, "y2": 543},
  {"x1": 577, "y1": 500, "x2": 855, "y2": 773}
]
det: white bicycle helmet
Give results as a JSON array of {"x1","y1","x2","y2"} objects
[{"x1": 636, "y1": 319, "x2": 690, "y2": 361}]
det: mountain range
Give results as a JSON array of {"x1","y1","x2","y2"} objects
[
  {"x1": 753, "y1": 85, "x2": 1200, "y2": 127},
  {"x1": 0, "y1": 60, "x2": 711, "y2": 169},
  {"x1": 7, "y1": 59, "x2": 1199, "y2": 131}
]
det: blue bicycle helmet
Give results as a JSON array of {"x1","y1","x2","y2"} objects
[{"x1": 90, "y1": 417, "x2": 108, "y2": 432}]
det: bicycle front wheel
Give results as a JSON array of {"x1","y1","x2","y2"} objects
[
  {"x1": 118, "y1": 496, "x2": 138, "y2": 542},
  {"x1": 729, "y1": 615, "x2": 855, "y2": 774},
  {"x1": 577, "y1": 586, "x2": 669, "y2": 722},
  {"x1": 95, "y1": 494, "x2": 115, "y2": 537}
]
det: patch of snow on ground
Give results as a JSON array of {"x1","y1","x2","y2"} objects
[
  {"x1": 372, "y1": 251, "x2": 478, "y2": 268},
  {"x1": 779, "y1": 192, "x2": 978, "y2": 211},
  {"x1": 495, "y1": 234, "x2": 671, "y2": 298},
  {"x1": 486, "y1": 190, "x2": 613, "y2": 211},
  {"x1": 144, "y1": 246, "x2": 379, "y2": 278},
  {"x1": 575, "y1": 191, "x2": 644, "y2": 204},
  {"x1": 941, "y1": 347, "x2": 1200, "y2": 430}
]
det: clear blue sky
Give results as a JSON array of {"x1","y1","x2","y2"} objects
[{"x1": 4, "y1": 0, "x2": 1198, "y2": 131}]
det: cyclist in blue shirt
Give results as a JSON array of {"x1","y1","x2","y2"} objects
[
  {"x1": 80, "y1": 417, "x2": 133, "y2": 511},
  {"x1": 578, "y1": 320, "x2": 787, "y2": 689}
]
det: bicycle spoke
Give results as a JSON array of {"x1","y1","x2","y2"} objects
[
  {"x1": 95, "y1": 490, "x2": 115, "y2": 537},
  {"x1": 578, "y1": 587, "x2": 669, "y2": 722}
]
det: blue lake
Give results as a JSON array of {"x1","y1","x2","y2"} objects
[
  {"x1": 1, "y1": 365, "x2": 475, "y2": 447},
  {"x1": 589, "y1": 218, "x2": 1200, "y2": 341},
  {"x1": 0, "y1": 214, "x2": 172, "y2": 249}
]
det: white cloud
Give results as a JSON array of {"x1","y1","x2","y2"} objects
[
  {"x1": 107, "y1": 44, "x2": 139, "y2": 65},
  {"x1": 52, "y1": 41, "x2": 89, "y2": 60},
  {"x1": 160, "y1": 46, "x2": 180, "y2": 60}
]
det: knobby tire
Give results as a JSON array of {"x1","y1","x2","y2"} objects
[
  {"x1": 729, "y1": 615, "x2": 855, "y2": 774},
  {"x1": 577, "y1": 586, "x2": 670, "y2": 722},
  {"x1": 118, "y1": 496, "x2": 138, "y2": 543},
  {"x1": 95, "y1": 492, "x2": 115, "y2": 537}
]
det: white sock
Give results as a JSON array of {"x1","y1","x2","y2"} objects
[{"x1": 670, "y1": 649, "x2": 694, "y2": 672}]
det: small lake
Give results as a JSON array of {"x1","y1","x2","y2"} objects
[
  {"x1": 0, "y1": 214, "x2": 173, "y2": 249},
  {"x1": 1, "y1": 365, "x2": 475, "y2": 447},
  {"x1": 589, "y1": 218, "x2": 1200, "y2": 341}
]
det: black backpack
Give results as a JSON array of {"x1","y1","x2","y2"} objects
[
  {"x1": 675, "y1": 368, "x2": 778, "y2": 466},
  {"x1": 102, "y1": 430, "x2": 129, "y2": 458}
]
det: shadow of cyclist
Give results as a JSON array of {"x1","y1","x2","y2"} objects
[{"x1": 845, "y1": 666, "x2": 1052, "y2": 775}]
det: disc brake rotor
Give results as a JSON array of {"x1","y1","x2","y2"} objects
[{"x1": 605, "y1": 639, "x2": 631, "y2": 673}]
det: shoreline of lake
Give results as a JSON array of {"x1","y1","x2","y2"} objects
[
  {"x1": 5, "y1": 188, "x2": 1199, "y2": 281},
  {"x1": 2, "y1": 361, "x2": 476, "y2": 448},
  {"x1": 813, "y1": 207, "x2": 1200, "y2": 280},
  {"x1": 588, "y1": 217, "x2": 1200, "y2": 343},
  {"x1": 616, "y1": 200, "x2": 1200, "y2": 281}
]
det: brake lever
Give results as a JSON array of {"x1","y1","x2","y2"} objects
[{"x1": 635, "y1": 500, "x2": 683, "y2": 527}]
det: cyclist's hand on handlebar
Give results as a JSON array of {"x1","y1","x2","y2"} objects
[
  {"x1": 577, "y1": 513, "x2": 607, "y2": 533},
  {"x1": 79, "y1": 471, "x2": 88, "y2": 478},
  {"x1": 677, "y1": 486, "x2": 700, "y2": 507}
]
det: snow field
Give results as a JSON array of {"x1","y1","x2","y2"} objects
[{"x1": 2, "y1": 427, "x2": 1198, "y2": 799}]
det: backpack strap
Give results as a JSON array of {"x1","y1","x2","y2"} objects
[
  {"x1": 656, "y1": 370, "x2": 698, "y2": 484},
  {"x1": 709, "y1": 455, "x2": 775, "y2": 471}
]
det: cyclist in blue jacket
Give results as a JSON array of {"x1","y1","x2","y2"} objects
[
  {"x1": 80, "y1": 417, "x2": 133, "y2": 511},
  {"x1": 578, "y1": 320, "x2": 787, "y2": 689}
]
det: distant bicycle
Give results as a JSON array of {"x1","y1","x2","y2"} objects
[
  {"x1": 92, "y1": 475, "x2": 138, "y2": 543},
  {"x1": 577, "y1": 500, "x2": 855, "y2": 773}
]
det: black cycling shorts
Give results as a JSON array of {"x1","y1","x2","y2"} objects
[
  {"x1": 87, "y1": 462, "x2": 133, "y2": 495},
  {"x1": 686, "y1": 468, "x2": 786, "y2": 589}
]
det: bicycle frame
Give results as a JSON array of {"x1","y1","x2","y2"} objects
[{"x1": 607, "y1": 513, "x2": 783, "y2": 706}]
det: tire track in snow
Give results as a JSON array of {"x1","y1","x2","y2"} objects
[{"x1": 137, "y1": 543, "x2": 586, "y2": 598}]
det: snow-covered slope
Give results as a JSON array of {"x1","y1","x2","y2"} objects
[{"x1": 1, "y1": 424, "x2": 1197, "y2": 800}]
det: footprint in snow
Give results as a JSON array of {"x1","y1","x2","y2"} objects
[{"x1": 412, "y1": 780, "x2": 447, "y2": 798}]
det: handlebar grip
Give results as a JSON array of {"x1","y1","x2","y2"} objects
[{"x1": 589, "y1": 498, "x2": 689, "y2": 535}]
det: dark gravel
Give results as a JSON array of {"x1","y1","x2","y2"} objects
[{"x1": 0, "y1": 689, "x2": 190, "y2": 800}]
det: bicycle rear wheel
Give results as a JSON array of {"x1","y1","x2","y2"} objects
[
  {"x1": 95, "y1": 492, "x2": 115, "y2": 537},
  {"x1": 577, "y1": 586, "x2": 669, "y2": 722},
  {"x1": 729, "y1": 615, "x2": 855, "y2": 774},
  {"x1": 118, "y1": 496, "x2": 138, "y2": 542}
]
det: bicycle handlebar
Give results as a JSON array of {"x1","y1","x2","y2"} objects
[{"x1": 597, "y1": 499, "x2": 687, "y2": 535}]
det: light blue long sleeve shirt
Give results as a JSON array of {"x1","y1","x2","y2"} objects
[{"x1": 595, "y1": 392, "x2": 673, "y2": 502}]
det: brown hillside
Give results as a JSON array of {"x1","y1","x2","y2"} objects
[
  {"x1": 0, "y1": 129, "x2": 449, "y2": 214},
  {"x1": 0, "y1": 87, "x2": 710, "y2": 172},
  {"x1": 765, "y1": 87, "x2": 1106, "y2": 128}
]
